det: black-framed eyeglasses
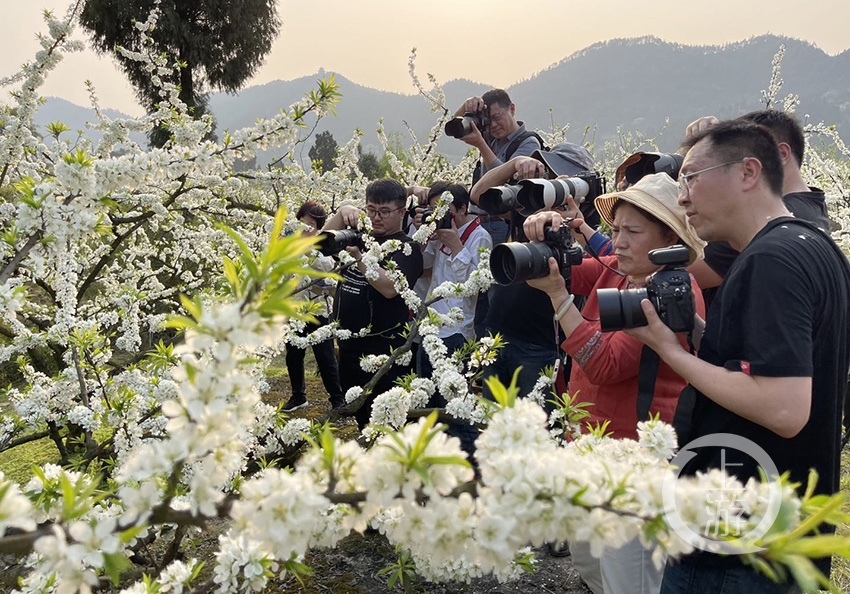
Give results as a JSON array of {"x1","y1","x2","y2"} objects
[
  {"x1": 679, "y1": 159, "x2": 749, "y2": 198},
  {"x1": 365, "y1": 206, "x2": 404, "y2": 220}
]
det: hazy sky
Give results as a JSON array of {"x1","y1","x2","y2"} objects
[{"x1": 4, "y1": 0, "x2": 850, "y2": 117}]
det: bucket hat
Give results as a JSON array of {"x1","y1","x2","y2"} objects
[
  {"x1": 531, "y1": 142, "x2": 594, "y2": 176},
  {"x1": 594, "y1": 172, "x2": 705, "y2": 264}
]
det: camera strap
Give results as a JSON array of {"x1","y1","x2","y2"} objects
[
  {"x1": 638, "y1": 331, "x2": 696, "y2": 422},
  {"x1": 636, "y1": 346, "x2": 661, "y2": 421}
]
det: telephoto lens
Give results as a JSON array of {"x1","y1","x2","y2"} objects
[
  {"x1": 316, "y1": 229, "x2": 364, "y2": 256},
  {"x1": 490, "y1": 224, "x2": 583, "y2": 285},
  {"x1": 445, "y1": 117, "x2": 474, "y2": 138},
  {"x1": 479, "y1": 185, "x2": 521, "y2": 215},
  {"x1": 516, "y1": 177, "x2": 591, "y2": 213}
]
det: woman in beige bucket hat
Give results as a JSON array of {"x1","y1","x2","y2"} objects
[{"x1": 522, "y1": 172, "x2": 706, "y2": 594}]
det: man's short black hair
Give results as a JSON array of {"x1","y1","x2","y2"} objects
[
  {"x1": 365, "y1": 178, "x2": 406, "y2": 207},
  {"x1": 739, "y1": 109, "x2": 805, "y2": 166},
  {"x1": 482, "y1": 89, "x2": 512, "y2": 110},
  {"x1": 427, "y1": 181, "x2": 470, "y2": 211},
  {"x1": 682, "y1": 120, "x2": 784, "y2": 197}
]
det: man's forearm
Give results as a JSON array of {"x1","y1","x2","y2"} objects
[
  {"x1": 659, "y1": 347, "x2": 811, "y2": 438},
  {"x1": 478, "y1": 143, "x2": 499, "y2": 169},
  {"x1": 471, "y1": 160, "x2": 518, "y2": 205}
]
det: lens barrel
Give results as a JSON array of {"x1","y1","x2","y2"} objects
[
  {"x1": 445, "y1": 117, "x2": 474, "y2": 138},
  {"x1": 480, "y1": 185, "x2": 521, "y2": 215},
  {"x1": 490, "y1": 242, "x2": 558, "y2": 285},
  {"x1": 517, "y1": 177, "x2": 591, "y2": 212},
  {"x1": 597, "y1": 287, "x2": 650, "y2": 331},
  {"x1": 317, "y1": 229, "x2": 362, "y2": 256}
]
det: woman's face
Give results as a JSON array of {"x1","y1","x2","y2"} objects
[
  {"x1": 299, "y1": 214, "x2": 319, "y2": 237},
  {"x1": 610, "y1": 202, "x2": 677, "y2": 280}
]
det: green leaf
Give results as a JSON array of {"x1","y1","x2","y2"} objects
[
  {"x1": 102, "y1": 552, "x2": 132, "y2": 585},
  {"x1": 420, "y1": 455, "x2": 472, "y2": 469}
]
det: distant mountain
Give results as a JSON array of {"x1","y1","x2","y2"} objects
[
  {"x1": 36, "y1": 35, "x2": 850, "y2": 164},
  {"x1": 32, "y1": 98, "x2": 147, "y2": 147}
]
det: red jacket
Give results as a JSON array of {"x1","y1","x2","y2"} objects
[{"x1": 559, "y1": 256, "x2": 705, "y2": 440}]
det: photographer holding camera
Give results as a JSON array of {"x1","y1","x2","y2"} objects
[
  {"x1": 322, "y1": 178, "x2": 424, "y2": 429},
  {"x1": 417, "y1": 182, "x2": 492, "y2": 374},
  {"x1": 450, "y1": 89, "x2": 543, "y2": 246},
  {"x1": 522, "y1": 172, "x2": 706, "y2": 594},
  {"x1": 628, "y1": 121, "x2": 850, "y2": 594},
  {"x1": 470, "y1": 143, "x2": 597, "y2": 401},
  {"x1": 451, "y1": 89, "x2": 543, "y2": 183},
  {"x1": 282, "y1": 201, "x2": 344, "y2": 412}
]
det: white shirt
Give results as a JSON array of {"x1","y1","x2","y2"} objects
[{"x1": 422, "y1": 218, "x2": 492, "y2": 340}]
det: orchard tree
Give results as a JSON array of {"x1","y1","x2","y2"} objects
[
  {"x1": 309, "y1": 130, "x2": 339, "y2": 173},
  {"x1": 79, "y1": 0, "x2": 280, "y2": 146},
  {"x1": 1, "y1": 11, "x2": 850, "y2": 592},
  {"x1": 357, "y1": 146, "x2": 381, "y2": 180}
]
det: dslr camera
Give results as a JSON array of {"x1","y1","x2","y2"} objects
[
  {"x1": 490, "y1": 222, "x2": 584, "y2": 285},
  {"x1": 316, "y1": 229, "x2": 365, "y2": 256},
  {"x1": 420, "y1": 207, "x2": 453, "y2": 230},
  {"x1": 445, "y1": 111, "x2": 491, "y2": 139},
  {"x1": 479, "y1": 171, "x2": 605, "y2": 216},
  {"x1": 596, "y1": 245, "x2": 694, "y2": 332}
]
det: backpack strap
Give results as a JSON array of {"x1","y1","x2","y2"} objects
[
  {"x1": 470, "y1": 131, "x2": 545, "y2": 186},
  {"x1": 504, "y1": 130, "x2": 546, "y2": 161}
]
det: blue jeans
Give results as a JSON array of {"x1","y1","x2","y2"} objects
[
  {"x1": 478, "y1": 219, "x2": 509, "y2": 245},
  {"x1": 482, "y1": 332, "x2": 558, "y2": 413},
  {"x1": 660, "y1": 560, "x2": 801, "y2": 594}
]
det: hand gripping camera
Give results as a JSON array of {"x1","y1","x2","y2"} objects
[
  {"x1": 490, "y1": 222, "x2": 584, "y2": 286},
  {"x1": 596, "y1": 245, "x2": 694, "y2": 332},
  {"x1": 445, "y1": 111, "x2": 491, "y2": 139}
]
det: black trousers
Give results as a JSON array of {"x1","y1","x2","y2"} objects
[
  {"x1": 285, "y1": 318, "x2": 343, "y2": 402},
  {"x1": 338, "y1": 343, "x2": 412, "y2": 430}
]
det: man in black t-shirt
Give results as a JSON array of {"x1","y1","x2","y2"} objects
[
  {"x1": 627, "y1": 121, "x2": 850, "y2": 594},
  {"x1": 323, "y1": 178, "x2": 423, "y2": 429},
  {"x1": 685, "y1": 110, "x2": 834, "y2": 304}
]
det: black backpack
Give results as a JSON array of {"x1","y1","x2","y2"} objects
[{"x1": 471, "y1": 130, "x2": 547, "y2": 187}]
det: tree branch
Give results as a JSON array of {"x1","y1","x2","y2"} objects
[{"x1": 0, "y1": 231, "x2": 42, "y2": 284}]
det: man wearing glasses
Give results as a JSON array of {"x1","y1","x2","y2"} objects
[
  {"x1": 627, "y1": 120, "x2": 850, "y2": 593},
  {"x1": 455, "y1": 89, "x2": 544, "y2": 340},
  {"x1": 685, "y1": 110, "x2": 833, "y2": 305},
  {"x1": 454, "y1": 89, "x2": 543, "y2": 244},
  {"x1": 323, "y1": 178, "x2": 424, "y2": 429}
]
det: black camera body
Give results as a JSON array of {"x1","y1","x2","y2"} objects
[
  {"x1": 597, "y1": 245, "x2": 694, "y2": 332},
  {"x1": 445, "y1": 111, "x2": 491, "y2": 139},
  {"x1": 316, "y1": 229, "x2": 366, "y2": 256},
  {"x1": 420, "y1": 207, "x2": 453, "y2": 230},
  {"x1": 490, "y1": 223, "x2": 584, "y2": 285}
]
